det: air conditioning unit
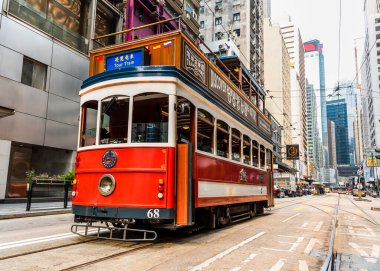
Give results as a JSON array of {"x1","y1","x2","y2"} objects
[{"x1": 192, "y1": 11, "x2": 197, "y2": 20}]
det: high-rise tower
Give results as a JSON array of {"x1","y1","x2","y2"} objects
[{"x1": 304, "y1": 39, "x2": 330, "y2": 182}]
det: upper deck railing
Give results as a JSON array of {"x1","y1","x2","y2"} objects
[{"x1": 87, "y1": 17, "x2": 272, "y2": 137}]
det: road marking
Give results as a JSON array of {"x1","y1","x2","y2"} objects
[
  {"x1": 366, "y1": 226, "x2": 376, "y2": 237},
  {"x1": 348, "y1": 226, "x2": 355, "y2": 234},
  {"x1": 269, "y1": 259, "x2": 285, "y2": 271},
  {"x1": 313, "y1": 221, "x2": 323, "y2": 232},
  {"x1": 242, "y1": 253, "x2": 257, "y2": 264},
  {"x1": 282, "y1": 213, "x2": 300, "y2": 223},
  {"x1": 349, "y1": 242, "x2": 378, "y2": 263},
  {"x1": 298, "y1": 260, "x2": 309, "y2": 271},
  {"x1": 263, "y1": 236, "x2": 304, "y2": 252},
  {"x1": 229, "y1": 253, "x2": 258, "y2": 271},
  {"x1": 304, "y1": 238, "x2": 322, "y2": 254},
  {"x1": 301, "y1": 222, "x2": 309, "y2": 228},
  {"x1": 188, "y1": 232, "x2": 265, "y2": 271}
]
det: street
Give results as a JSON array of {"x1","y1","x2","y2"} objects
[{"x1": 0, "y1": 194, "x2": 378, "y2": 270}]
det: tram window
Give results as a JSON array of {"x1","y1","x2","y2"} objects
[
  {"x1": 266, "y1": 149, "x2": 272, "y2": 169},
  {"x1": 243, "y1": 135, "x2": 251, "y2": 165},
  {"x1": 260, "y1": 145, "x2": 266, "y2": 169},
  {"x1": 231, "y1": 128, "x2": 241, "y2": 162},
  {"x1": 177, "y1": 98, "x2": 192, "y2": 144},
  {"x1": 80, "y1": 100, "x2": 98, "y2": 147},
  {"x1": 132, "y1": 93, "x2": 169, "y2": 143},
  {"x1": 216, "y1": 120, "x2": 229, "y2": 158},
  {"x1": 197, "y1": 109, "x2": 214, "y2": 153},
  {"x1": 100, "y1": 96, "x2": 129, "y2": 144},
  {"x1": 252, "y1": 140, "x2": 259, "y2": 166}
]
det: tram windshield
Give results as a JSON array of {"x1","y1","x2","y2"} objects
[
  {"x1": 79, "y1": 93, "x2": 169, "y2": 147},
  {"x1": 131, "y1": 93, "x2": 169, "y2": 143},
  {"x1": 100, "y1": 96, "x2": 129, "y2": 144}
]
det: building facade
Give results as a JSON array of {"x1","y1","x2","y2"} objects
[
  {"x1": 304, "y1": 39, "x2": 330, "y2": 182},
  {"x1": 327, "y1": 120, "x2": 337, "y2": 169},
  {"x1": 199, "y1": 0, "x2": 264, "y2": 85},
  {"x1": 361, "y1": 0, "x2": 380, "y2": 180},
  {"x1": 326, "y1": 99, "x2": 350, "y2": 165},
  {"x1": 277, "y1": 20, "x2": 307, "y2": 179},
  {"x1": 263, "y1": 18, "x2": 293, "y2": 169}
]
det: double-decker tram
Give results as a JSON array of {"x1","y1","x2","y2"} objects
[{"x1": 71, "y1": 19, "x2": 274, "y2": 241}]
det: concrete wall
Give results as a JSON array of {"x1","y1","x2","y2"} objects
[{"x1": 0, "y1": 15, "x2": 88, "y2": 151}]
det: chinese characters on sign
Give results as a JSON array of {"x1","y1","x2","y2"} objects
[{"x1": 106, "y1": 49, "x2": 144, "y2": 71}]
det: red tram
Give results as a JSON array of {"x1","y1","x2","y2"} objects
[{"x1": 71, "y1": 22, "x2": 274, "y2": 240}]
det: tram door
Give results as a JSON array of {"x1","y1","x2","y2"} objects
[{"x1": 175, "y1": 98, "x2": 195, "y2": 226}]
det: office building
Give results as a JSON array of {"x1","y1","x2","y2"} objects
[
  {"x1": 304, "y1": 39, "x2": 330, "y2": 182},
  {"x1": 199, "y1": 0, "x2": 264, "y2": 85},
  {"x1": 326, "y1": 99, "x2": 350, "y2": 165}
]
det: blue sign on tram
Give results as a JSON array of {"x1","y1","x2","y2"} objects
[{"x1": 106, "y1": 47, "x2": 147, "y2": 71}]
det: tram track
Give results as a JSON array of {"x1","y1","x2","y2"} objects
[
  {"x1": 0, "y1": 238, "x2": 97, "y2": 261},
  {"x1": 60, "y1": 242, "x2": 156, "y2": 271}
]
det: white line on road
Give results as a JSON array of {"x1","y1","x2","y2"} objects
[
  {"x1": 188, "y1": 232, "x2": 265, "y2": 271},
  {"x1": 313, "y1": 221, "x2": 323, "y2": 232},
  {"x1": 298, "y1": 260, "x2": 309, "y2": 271},
  {"x1": 0, "y1": 229, "x2": 100, "y2": 250},
  {"x1": 349, "y1": 242, "x2": 378, "y2": 263},
  {"x1": 242, "y1": 253, "x2": 258, "y2": 264},
  {"x1": 269, "y1": 259, "x2": 285, "y2": 271},
  {"x1": 282, "y1": 213, "x2": 300, "y2": 223},
  {"x1": 304, "y1": 238, "x2": 321, "y2": 254},
  {"x1": 301, "y1": 222, "x2": 309, "y2": 228}
]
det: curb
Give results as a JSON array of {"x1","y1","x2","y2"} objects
[{"x1": 0, "y1": 209, "x2": 72, "y2": 220}]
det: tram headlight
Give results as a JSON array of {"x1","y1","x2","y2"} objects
[{"x1": 98, "y1": 174, "x2": 116, "y2": 196}]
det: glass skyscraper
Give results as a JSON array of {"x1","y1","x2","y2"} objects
[
  {"x1": 304, "y1": 39, "x2": 330, "y2": 182},
  {"x1": 326, "y1": 99, "x2": 350, "y2": 165}
]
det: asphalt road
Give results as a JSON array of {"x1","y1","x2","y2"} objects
[{"x1": 0, "y1": 194, "x2": 379, "y2": 271}]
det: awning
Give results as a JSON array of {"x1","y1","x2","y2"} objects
[{"x1": 0, "y1": 106, "x2": 15, "y2": 118}]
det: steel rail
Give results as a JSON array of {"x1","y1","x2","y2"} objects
[{"x1": 321, "y1": 194, "x2": 340, "y2": 271}]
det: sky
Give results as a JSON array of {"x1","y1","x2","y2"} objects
[{"x1": 271, "y1": 0, "x2": 365, "y2": 93}]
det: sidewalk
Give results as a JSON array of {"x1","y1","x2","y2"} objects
[{"x1": 0, "y1": 201, "x2": 72, "y2": 220}]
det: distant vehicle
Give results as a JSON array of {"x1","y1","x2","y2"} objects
[{"x1": 274, "y1": 185, "x2": 285, "y2": 198}]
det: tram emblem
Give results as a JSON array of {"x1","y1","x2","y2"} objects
[{"x1": 102, "y1": 150, "x2": 117, "y2": 168}]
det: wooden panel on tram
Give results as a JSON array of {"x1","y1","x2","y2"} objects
[
  {"x1": 150, "y1": 40, "x2": 176, "y2": 66},
  {"x1": 176, "y1": 143, "x2": 192, "y2": 226}
]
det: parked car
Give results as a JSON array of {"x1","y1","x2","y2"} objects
[{"x1": 274, "y1": 185, "x2": 285, "y2": 198}]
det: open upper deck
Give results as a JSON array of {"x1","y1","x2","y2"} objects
[{"x1": 84, "y1": 18, "x2": 272, "y2": 138}]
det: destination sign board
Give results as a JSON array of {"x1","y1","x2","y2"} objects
[{"x1": 106, "y1": 48, "x2": 146, "y2": 71}]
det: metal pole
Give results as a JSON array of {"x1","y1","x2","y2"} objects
[{"x1": 26, "y1": 181, "x2": 34, "y2": 211}]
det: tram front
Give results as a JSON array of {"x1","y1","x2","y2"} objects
[{"x1": 72, "y1": 77, "x2": 178, "y2": 238}]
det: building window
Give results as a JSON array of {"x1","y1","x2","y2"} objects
[
  {"x1": 233, "y1": 13, "x2": 240, "y2": 21},
  {"x1": 8, "y1": 0, "x2": 92, "y2": 53},
  {"x1": 21, "y1": 57, "x2": 47, "y2": 90},
  {"x1": 234, "y1": 29, "x2": 240, "y2": 37},
  {"x1": 215, "y1": 17, "x2": 222, "y2": 25},
  {"x1": 200, "y1": 21, "x2": 204, "y2": 29}
]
